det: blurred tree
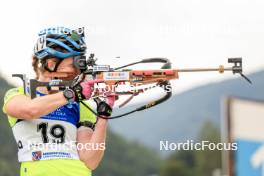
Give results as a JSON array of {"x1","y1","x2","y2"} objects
[
  {"x1": 94, "y1": 131, "x2": 161, "y2": 176},
  {"x1": 160, "y1": 120, "x2": 221, "y2": 176},
  {"x1": 194, "y1": 121, "x2": 221, "y2": 176},
  {"x1": 160, "y1": 160, "x2": 191, "y2": 176}
]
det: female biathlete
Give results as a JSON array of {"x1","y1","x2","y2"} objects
[{"x1": 2, "y1": 27, "x2": 115, "y2": 176}]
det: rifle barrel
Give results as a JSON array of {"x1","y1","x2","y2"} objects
[{"x1": 177, "y1": 66, "x2": 233, "y2": 73}]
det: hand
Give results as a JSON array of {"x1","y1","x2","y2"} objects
[
  {"x1": 95, "y1": 92, "x2": 118, "y2": 117},
  {"x1": 71, "y1": 76, "x2": 104, "y2": 102},
  {"x1": 80, "y1": 80, "x2": 104, "y2": 99}
]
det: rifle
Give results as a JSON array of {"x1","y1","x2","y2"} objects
[{"x1": 12, "y1": 55, "x2": 251, "y2": 119}]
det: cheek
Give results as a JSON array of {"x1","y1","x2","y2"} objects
[{"x1": 47, "y1": 61, "x2": 57, "y2": 70}]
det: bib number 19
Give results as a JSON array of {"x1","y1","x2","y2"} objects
[{"x1": 37, "y1": 123, "x2": 65, "y2": 143}]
